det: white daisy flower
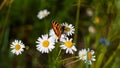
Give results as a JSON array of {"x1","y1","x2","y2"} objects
[
  {"x1": 86, "y1": 48, "x2": 96, "y2": 64},
  {"x1": 49, "y1": 29, "x2": 67, "y2": 42},
  {"x1": 62, "y1": 22, "x2": 75, "y2": 36},
  {"x1": 88, "y1": 26, "x2": 96, "y2": 34},
  {"x1": 37, "y1": 9, "x2": 50, "y2": 20},
  {"x1": 36, "y1": 34, "x2": 55, "y2": 53},
  {"x1": 86, "y1": 8, "x2": 93, "y2": 17},
  {"x1": 60, "y1": 38, "x2": 77, "y2": 54},
  {"x1": 78, "y1": 49, "x2": 87, "y2": 61},
  {"x1": 10, "y1": 40, "x2": 25, "y2": 55}
]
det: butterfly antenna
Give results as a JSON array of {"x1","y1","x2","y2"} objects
[{"x1": 51, "y1": 20, "x2": 55, "y2": 23}]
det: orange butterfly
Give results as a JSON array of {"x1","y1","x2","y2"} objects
[{"x1": 51, "y1": 21, "x2": 64, "y2": 41}]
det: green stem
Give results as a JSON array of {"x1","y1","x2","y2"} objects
[
  {"x1": 74, "y1": 0, "x2": 80, "y2": 44},
  {"x1": 65, "y1": 59, "x2": 80, "y2": 66},
  {"x1": 61, "y1": 56, "x2": 79, "y2": 62},
  {"x1": 0, "y1": 0, "x2": 12, "y2": 45},
  {"x1": 86, "y1": 61, "x2": 89, "y2": 68},
  {"x1": 86, "y1": 51, "x2": 89, "y2": 68},
  {"x1": 55, "y1": 49, "x2": 62, "y2": 62}
]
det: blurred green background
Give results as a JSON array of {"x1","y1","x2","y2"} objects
[{"x1": 0, "y1": 0, "x2": 120, "y2": 68}]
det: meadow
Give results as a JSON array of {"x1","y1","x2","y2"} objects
[{"x1": 0, "y1": 0, "x2": 120, "y2": 68}]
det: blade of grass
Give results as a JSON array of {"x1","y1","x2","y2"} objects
[
  {"x1": 74, "y1": 0, "x2": 80, "y2": 44},
  {"x1": 103, "y1": 43, "x2": 120, "y2": 68},
  {"x1": 95, "y1": 47, "x2": 107, "y2": 68}
]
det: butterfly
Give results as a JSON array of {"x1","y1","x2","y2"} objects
[{"x1": 51, "y1": 20, "x2": 64, "y2": 41}]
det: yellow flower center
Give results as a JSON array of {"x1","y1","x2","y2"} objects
[
  {"x1": 64, "y1": 26, "x2": 70, "y2": 32},
  {"x1": 42, "y1": 40, "x2": 49, "y2": 47},
  {"x1": 94, "y1": 17, "x2": 100, "y2": 23},
  {"x1": 82, "y1": 54, "x2": 86, "y2": 58},
  {"x1": 88, "y1": 52, "x2": 92, "y2": 60},
  {"x1": 15, "y1": 44, "x2": 21, "y2": 50},
  {"x1": 65, "y1": 41, "x2": 72, "y2": 48},
  {"x1": 42, "y1": 13, "x2": 46, "y2": 17}
]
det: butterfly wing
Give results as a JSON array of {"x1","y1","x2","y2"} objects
[{"x1": 51, "y1": 21, "x2": 63, "y2": 41}]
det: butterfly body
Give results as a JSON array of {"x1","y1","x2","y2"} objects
[{"x1": 51, "y1": 21, "x2": 64, "y2": 41}]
